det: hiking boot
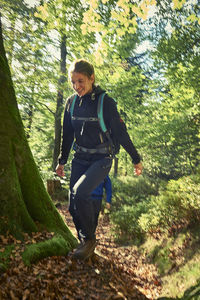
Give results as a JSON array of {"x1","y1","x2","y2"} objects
[{"x1": 73, "y1": 238, "x2": 96, "y2": 260}]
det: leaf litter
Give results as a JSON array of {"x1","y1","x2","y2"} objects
[{"x1": 0, "y1": 205, "x2": 161, "y2": 299}]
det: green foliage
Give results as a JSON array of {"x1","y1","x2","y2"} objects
[
  {"x1": 139, "y1": 171, "x2": 200, "y2": 233},
  {"x1": 133, "y1": 0, "x2": 200, "y2": 180},
  {"x1": 2, "y1": 0, "x2": 199, "y2": 182},
  {"x1": 111, "y1": 175, "x2": 158, "y2": 206},
  {"x1": 110, "y1": 175, "x2": 159, "y2": 242},
  {"x1": 110, "y1": 170, "x2": 200, "y2": 244},
  {"x1": 135, "y1": 86, "x2": 199, "y2": 179},
  {"x1": 110, "y1": 201, "x2": 148, "y2": 243}
]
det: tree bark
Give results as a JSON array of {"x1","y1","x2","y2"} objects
[
  {"x1": 47, "y1": 179, "x2": 62, "y2": 196},
  {"x1": 52, "y1": 34, "x2": 67, "y2": 171},
  {"x1": 0, "y1": 17, "x2": 76, "y2": 251},
  {"x1": 114, "y1": 157, "x2": 118, "y2": 177}
]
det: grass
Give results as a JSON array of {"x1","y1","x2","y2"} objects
[
  {"x1": 139, "y1": 226, "x2": 200, "y2": 299},
  {"x1": 160, "y1": 253, "x2": 200, "y2": 298}
]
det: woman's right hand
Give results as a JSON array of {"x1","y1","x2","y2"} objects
[
  {"x1": 134, "y1": 162, "x2": 143, "y2": 176},
  {"x1": 56, "y1": 164, "x2": 65, "y2": 177}
]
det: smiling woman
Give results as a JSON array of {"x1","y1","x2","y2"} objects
[
  {"x1": 69, "y1": 59, "x2": 95, "y2": 97},
  {"x1": 56, "y1": 58, "x2": 143, "y2": 260},
  {"x1": 71, "y1": 72, "x2": 95, "y2": 97}
]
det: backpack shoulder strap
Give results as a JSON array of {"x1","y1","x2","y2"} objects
[
  {"x1": 70, "y1": 95, "x2": 78, "y2": 117},
  {"x1": 97, "y1": 92, "x2": 117, "y2": 157},
  {"x1": 97, "y1": 92, "x2": 107, "y2": 132}
]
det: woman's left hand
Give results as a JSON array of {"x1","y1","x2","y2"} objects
[
  {"x1": 56, "y1": 164, "x2": 65, "y2": 177},
  {"x1": 134, "y1": 162, "x2": 143, "y2": 176}
]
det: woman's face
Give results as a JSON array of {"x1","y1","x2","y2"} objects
[{"x1": 71, "y1": 72, "x2": 95, "y2": 97}]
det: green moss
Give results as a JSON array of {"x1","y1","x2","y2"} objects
[
  {"x1": 14, "y1": 141, "x2": 77, "y2": 246},
  {"x1": 22, "y1": 234, "x2": 77, "y2": 266},
  {"x1": 0, "y1": 140, "x2": 38, "y2": 238}
]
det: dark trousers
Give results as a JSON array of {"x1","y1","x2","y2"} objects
[{"x1": 68, "y1": 156, "x2": 112, "y2": 241}]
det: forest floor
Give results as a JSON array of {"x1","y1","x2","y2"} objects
[{"x1": 0, "y1": 204, "x2": 162, "y2": 300}]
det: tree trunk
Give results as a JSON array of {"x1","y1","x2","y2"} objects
[
  {"x1": 52, "y1": 34, "x2": 67, "y2": 171},
  {"x1": 113, "y1": 157, "x2": 118, "y2": 177},
  {"x1": 47, "y1": 179, "x2": 62, "y2": 196},
  {"x1": 26, "y1": 103, "x2": 34, "y2": 139},
  {"x1": 0, "y1": 18, "x2": 76, "y2": 256}
]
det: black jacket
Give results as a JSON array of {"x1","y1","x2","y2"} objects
[{"x1": 59, "y1": 85, "x2": 141, "y2": 165}]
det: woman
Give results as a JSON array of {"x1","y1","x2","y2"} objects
[{"x1": 56, "y1": 59, "x2": 143, "y2": 260}]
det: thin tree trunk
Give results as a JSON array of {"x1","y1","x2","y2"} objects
[
  {"x1": 26, "y1": 63, "x2": 37, "y2": 139},
  {"x1": 114, "y1": 157, "x2": 118, "y2": 177},
  {"x1": 52, "y1": 34, "x2": 67, "y2": 171},
  {"x1": 26, "y1": 103, "x2": 34, "y2": 139}
]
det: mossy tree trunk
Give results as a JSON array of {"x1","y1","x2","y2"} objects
[{"x1": 0, "y1": 17, "x2": 76, "y2": 251}]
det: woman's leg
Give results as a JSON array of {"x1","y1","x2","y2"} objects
[
  {"x1": 92, "y1": 197, "x2": 102, "y2": 232},
  {"x1": 69, "y1": 159, "x2": 89, "y2": 241},
  {"x1": 72, "y1": 157, "x2": 112, "y2": 240}
]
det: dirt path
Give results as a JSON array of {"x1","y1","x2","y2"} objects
[
  {"x1": 61, "y1": 205, "x2": 161, "y2": 299},
  {"x1": 0, "y1": 205, "x2": 161, "y2": 299}
]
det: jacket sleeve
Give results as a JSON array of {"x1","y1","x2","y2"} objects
[
  {"x1": 58, "y1": 98, "x2": 74, "y2": 165},
  {"x1": 104, "y1": 96, "x2": 141, "y2": 164}
]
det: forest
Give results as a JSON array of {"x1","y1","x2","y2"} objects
[{"x1": 0, "y1": 0, "x2": 200, "y2": 299}]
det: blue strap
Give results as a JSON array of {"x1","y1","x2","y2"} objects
[
  {"x1": 97, "y1": 92, "x2": 107, "y2": 133},
  {"x1": 70, "y1": 95, "x2": 78, "y2": 117}
]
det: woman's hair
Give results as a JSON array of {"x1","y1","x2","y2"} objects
[{"x1": 69, "y1": 59, "x2": 95, "y2": 79}]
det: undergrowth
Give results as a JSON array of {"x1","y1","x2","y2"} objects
[
  {"x1": 110, "y1": 170, "x2": 200, "y2": 243},
  {"x1": 109, "y1": 169, "x2": 200, "y2": 299}
]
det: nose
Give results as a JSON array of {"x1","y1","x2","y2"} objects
[{"x1": 74, "y1": 82, "x2": 80, "y2": 91}]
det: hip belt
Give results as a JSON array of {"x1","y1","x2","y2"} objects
[{"x1": 75, "y1": 144, "x2": 110, "y2": 154}]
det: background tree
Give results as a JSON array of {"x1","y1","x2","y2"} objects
[
  {"x1": 2, "y1": 1, "x2": 59, "y2": 176},
  {"x1": 135, "y1": 0, "x2": 200, "y2": 178}
]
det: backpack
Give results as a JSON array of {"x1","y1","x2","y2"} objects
[{"x1": 70, "y1": 92, "x2": 120, "y2": 156}]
